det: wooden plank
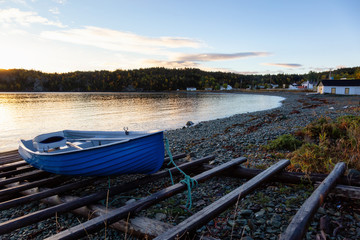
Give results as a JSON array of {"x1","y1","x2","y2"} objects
[
  {"x1": 326, "y1": 184, "x2": 360, "y2": 200},
  {"x1": 0, "y1": 150, "x2": 20, "y2": 161},
  {"x1": 27, "y1": 188, "x2": 173, "y2": 239},
  {"x1": 0, "y1": 155, "x2": 215, "y2": 235},
  {"x1": 0, "y1": 175, "x2": 64, "y2": 197},
  {"x1": 0, "y1": 170, "x2": 49, "y2": 187},
  {"x1": 0, "y1": 177, "x2": 99, "y2": 210},
  {"x1": 0, "y1": 166, "x2": 35, "y2": 178},
  {"x1": 0, "y1": 156, "x2": 22, "y2": 165},
  {"x1": 154, "y1": 159, "x2": 290, "y2": 240},
  {"x1": 279, "y1": 162, "x2": 346, "y2": 240},
  {"x1": 0, "y1": 161, "x2": 28, "y2": 172},
  {"x1": 225, "y1": 165, "x2": 360, "y2": 187},
  {"x1": 0, "y1": 150, "x2": 19, "y2": 159},
  {"x1": 45, "y1": 157, "x2": 247, "y2": 240}
]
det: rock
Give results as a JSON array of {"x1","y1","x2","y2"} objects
[
  {"x1": 255, "y1": 209, "x2": 265, "y2": 219},
  {"x1": 239, "y1": 209, "x2": 253, "y2": 216},
  {"x1": 318, "y1": 207, "x2": 326, "y2": 214},
  {"x1": 186, "y1": 121, "x2": 194, "y2": 127},
  {"x1": 240, "y1": 237, "x2": 253, "y2": 240},
  {"x1": 269, "y1": 214, "x2": 282, "y2": 228},
  {"x1": 227, "y1": 220, "x2": 236, "y2": 227},
  {"x1": 155, "y1": 213, "x2": 167, "y2": 221},
  {"x1": 348, "y1": 169, "x2": 360, "y2": 178}
]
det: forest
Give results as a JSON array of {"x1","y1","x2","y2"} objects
[{"x1": 0, "y1": 66, "x2": 359, "y2": 92}]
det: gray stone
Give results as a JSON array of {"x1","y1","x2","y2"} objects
[
  {"x1": 255, "y1": 209, "x2": 265, "y2": 218},
  {"x1": 239, "y1": 209, "x2": 253, "y2": 216},
  {"x1": 155, "y1": 213, "x2": 167, "y2": 221}
]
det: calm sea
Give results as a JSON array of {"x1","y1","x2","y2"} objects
[{"x1": 0, "y1": 92, "x2": 284, "y2": 151}]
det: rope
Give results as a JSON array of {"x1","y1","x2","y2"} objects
[{"x1": 165, "y1": 136, "x2": 197, "y2": 209}]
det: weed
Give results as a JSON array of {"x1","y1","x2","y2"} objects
[
  {"x1": 288, "y1": 115, "x2": 360, "y2": 173},
  {"x1": 266, "y1": 134, "x2": 302, "y2": 151}
]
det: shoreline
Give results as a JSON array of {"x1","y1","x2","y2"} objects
[
  {"x1": 166, "y1": 91, "x2": 360, "y2": 165},
  {"x1": 1, "y1": 91, "x2": 360, "y2": 239}
]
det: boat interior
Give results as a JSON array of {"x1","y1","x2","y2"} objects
[{"x1": 21, "y1": 130, "x2": 150, "y2": 153}]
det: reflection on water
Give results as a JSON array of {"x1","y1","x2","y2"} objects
[{"x1": 0, "y1": 92, "x2": 284, "y2": 151}]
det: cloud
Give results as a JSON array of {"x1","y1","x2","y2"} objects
[
  {"x1": 175, "y1": 52, "x2": 270, "y2": 62},
  {"x1": 0, "y1": 8, "x2": 66, "y2": 27},
  {"x1": 49, "y1": 7, "x2": 60, "y2": 15},
  {"x1": 53, "y1": 0, "x2": 67, "y2": 4},
  {"x1": 41, "y1": 26, "x2": 203, "y2": 55},
  {"x1": 262, "y1": 63, "x2": 302, "y2": 68},
  {"x1": 144, "y1": 59, "x2": 200, "y2": 69}
]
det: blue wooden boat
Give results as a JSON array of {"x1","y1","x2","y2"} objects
[{"x1": 18, "y1": 130, "x2": 164, "y2": 176}]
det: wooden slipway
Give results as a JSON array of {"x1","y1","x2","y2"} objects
[{"x1": 0, "y1": 150, "x2": 358, "y2": 239}]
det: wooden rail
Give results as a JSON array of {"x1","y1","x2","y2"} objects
[
  {"x1": 155, "y1": 159, "x2": 290, "y2": 240},
  {"x1": 0, "y1": 148, "x2": 355, "y2": 240},
  {"x1": 279, "y1": 162, "x2": 346, "y2": 240},
  {"x1": 0, "y1": 154, "x2": 215, "y2": 235},
  {"x1": 46, "y1": 157, "x2": 247, "y2": 240},
  {"x1": 225, "y1": 165, "x2": 360, "y2": 187}
]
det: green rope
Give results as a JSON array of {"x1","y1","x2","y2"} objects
[{"x1": 165, "y1": 136, "x2": 197, "y2": 209}]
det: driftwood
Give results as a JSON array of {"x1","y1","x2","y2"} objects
[
  {"x1": 279, "y1": 162, "x2": 346, "y2": 240},
  {"x1": 154, "y1": 159, "x2": 290, "y2": 240},
  {"x1": 0, "y1": 155, "x2": 215, "y2": 235},
  {"x1": 46, "y1": 157, "x2": 247, "y2": 240}
]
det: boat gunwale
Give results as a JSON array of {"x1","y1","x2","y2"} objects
[{"x1": 19, "y1": 131, "x2": 164, "y2": 157}]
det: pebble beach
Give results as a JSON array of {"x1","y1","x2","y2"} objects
[{"x1": 1, "y1": 91, "x2": 360, "y2": 239}]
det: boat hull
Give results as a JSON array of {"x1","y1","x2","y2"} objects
[{"x1": 18, "y1": 131, "x2": 165, "y2": 176}]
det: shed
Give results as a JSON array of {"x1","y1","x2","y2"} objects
[{"x1": 318, "y1": 80, "x2": 360, "y2": 95}]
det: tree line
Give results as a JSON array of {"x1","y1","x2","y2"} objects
[{"x1": 0, "y1": 66, "x2": 359, "y2": 92}]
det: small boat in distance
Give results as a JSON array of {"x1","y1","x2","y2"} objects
[{"x1": 18, "y1": 130, "x2": 164, "y2": 176}]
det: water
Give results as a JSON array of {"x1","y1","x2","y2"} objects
[{"x1": 0, "y1": 92, "x2": 284, "y2": 151}]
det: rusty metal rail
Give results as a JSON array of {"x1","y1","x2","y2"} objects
[{"x1": 0, "y1": 150, "x2": 355, "y2": 239}]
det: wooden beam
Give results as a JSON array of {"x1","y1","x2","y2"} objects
[
  {"x1": 0, "y1": 170, "x2": 49, "y2": 187},
  {"x1": 22, "y1": 187, "x2": 173, "y2": 239},
  {"x1": 0, "y1": 150, "x2": 19, "y2": 158},
  {"x1": 45, "y1": 157, "x2": 247, "y2": 240},
  {"x1": 0, "y1": 155, "x2": 215, "y2": 235},
  {"x1": 279, "y1": 162, "x2": 346, "y2": 240},
  {"x1": 0, "y1": 161, "x2": 27, "y2": 172},
  {"x1": 0, "y1": 178, "x2": 99, "y2": 211},
  {"x1": 154, "y1": 159, "x2": 290, "y2": 240},
  {"x1": 315, "y1": 183, "x2": 360, "y2": 200},
  {"x1": 0, "y1": 175, "x2": 64, "y2": 197},
  {"x1": 0, "y1": 166, "x2": 35, "y2": 178},
  {"x1": 225, "y1": 165, "x2": 360, "y2": 187}
]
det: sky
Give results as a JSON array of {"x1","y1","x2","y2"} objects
[{"x1": 0, "y1": 0, "x2": 359, "y2": 74}]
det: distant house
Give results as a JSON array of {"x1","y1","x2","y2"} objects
[
  {"x1": 301, "y1": 81, "x2": 314, "y2": 89},
  {"x1": 186, "y1": 87, "x2": 197, "y2": 91},
  {"x1": 288, "y1": 83, "x2": 299, "y2": 89},
  {"x1": 270, "y1": 84, "x2": 279, "y2": 89},
  {"x1": 204, "y1": 87, "x2": 213, "y2": 91},
  {"x1": 318, "y1": 79, "x2": 360, "y2": 95},
  {"x1": 220, "y1": 85, "x2": 233, "y2": 90}
]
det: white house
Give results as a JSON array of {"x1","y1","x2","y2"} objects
[
  {"x1": 288, "y1": 83, "x2": 299, "y2": 89},
  {"x1": 301, "y1": 81, "x2": 314, "y2": 89},
  {"x1": 186, "y1": 87, "x2": 197, "y2": 91},
  {"x1": 318, "y1": 80, "x2": 360, "y2": 95},
  {"x1": 220, "y1": 85, "x2": 233, "y2": 90}
]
